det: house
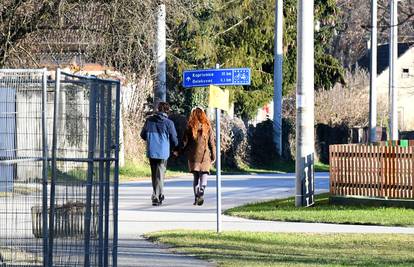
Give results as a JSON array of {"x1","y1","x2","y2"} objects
[
  {"x1": 249, "y1": 101, "x2": 274, "y2": 126},
  {"x1": 357, "y1": 43, "x2": 414, "y2": 131}
]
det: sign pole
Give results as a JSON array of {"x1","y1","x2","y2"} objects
[{"x1": 215, "y1": 63, "x2": 222, "y2": 233}]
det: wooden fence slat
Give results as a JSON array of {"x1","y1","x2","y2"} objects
[
  {"x1": 355, "y1": 145, "x2": 360, "y2": 196},
  {"x1": 368, "y1": 146, "x2": 371, "y2": 196},
  {"x1": 350, "y1": 145, "x2": 354, "y2": 196},
  {"x1": 344, "y1": 145, "x2": 348, "y2": 196},
  {"x1": 364, "y1": 146, "x2": 368, "y2": 196},
  {"x1": 411, "y1": 146, "x2": 414, "y2": 199},
  {"x1": 330, "y1": 145, "x2": 334, "y2": 195}
]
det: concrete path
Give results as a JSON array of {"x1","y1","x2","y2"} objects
[{"x1": 117, "y1": 172, "x2": 414, "y2": 266}]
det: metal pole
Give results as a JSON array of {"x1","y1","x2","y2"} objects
[
  {"x1": 295, "y1": 0, "x2": 315, "y2": 207},
  {"x1": 273, "y1": 0, "x2": 283, "y2": 157},
  {"x1": 41, "y1": 69, "x2": 49, "y2": 267},
  {"x1": 98, "y1": 85, "x2": 105, "y2": 267},
  {"x1": 112, "y1": 82, "x2": 121, "y2": 267},
  {"x1": 155, "y1": 3, "x2": 167, "y2": 110},
  {"x1": 103, "y1": 84, "x2": 112, "y2": 267},
  {"x1": 369, "y1": 0, "x2": 378, "y2": 143},
  {"x1": 84, "y1": 81, "x2": 98, "y2": 267},
  {"x1": 215, "y1": 63, "x2": 222, "y2": 233},
  {"x1": 389, "y1": 0, "x2": 398, "y2": 141},
  {"x1": 48, "y1": 68, "x2": 61, "y2": 266}
]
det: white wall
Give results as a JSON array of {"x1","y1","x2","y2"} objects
[{"x1": 376, "y1": 47, "x2": 414, "y2": 130}]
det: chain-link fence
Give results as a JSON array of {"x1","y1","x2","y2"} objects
[{"x1": 0, "y1": 69, "x2": 120, "y2": 267}]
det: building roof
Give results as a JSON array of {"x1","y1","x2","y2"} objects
[{"x1": 356, "y1": 43, "x2": 414, "y2": 75}]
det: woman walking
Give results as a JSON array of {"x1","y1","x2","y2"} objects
[{"x1": 180, "y1": 108, "x2": 216, "y2": 206}]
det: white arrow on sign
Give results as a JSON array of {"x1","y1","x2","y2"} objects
[{"x1": 186, "y1": 77, "x2": 191, "y2": 82}]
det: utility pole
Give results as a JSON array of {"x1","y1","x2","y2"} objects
[
  {"x1": 296, "y1": 0, "x2": 315, "y2": 207},
  {"x1": 155, "y1": 2, "x2": 166, "y2": 110},
  {"x1": 369, "y1": 0, "x2": 378, "y2": 143},
  {"x1": 389, "y1": 0, "x2": 398, "y2": 140},
  {"x1": 273, "y1": 0, "x2": 283, "y2": 157},
  {"x1": 215, "y1": 63, "x2": 222, "y2": 233}
]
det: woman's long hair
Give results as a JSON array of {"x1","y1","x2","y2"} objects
[{"x1": 188, "y1": 108, "x2": 211, "y2": 140}]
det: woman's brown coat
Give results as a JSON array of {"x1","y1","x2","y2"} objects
[{"x1": 181, "y1": 124, "x2": 216, "y2": 173}]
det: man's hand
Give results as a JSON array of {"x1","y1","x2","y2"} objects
[{"x1": 172, "y1": 151, "x2": 179, "y2": 157}]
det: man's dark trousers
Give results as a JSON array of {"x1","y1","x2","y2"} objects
[{"x1": 149, "y1": 158, "x2": 167, "y2": 202}]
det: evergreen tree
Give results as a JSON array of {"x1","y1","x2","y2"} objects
[{"x1": 167, "y1": 0, "x2": 344, "y2": 119}]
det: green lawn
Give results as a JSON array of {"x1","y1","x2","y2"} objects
[
  {"x1": 225, "y1": 193, "x2": 414, "y2": 227},
  {"x1": 120, "y1": 160, "x2": 329, "y2": 181},
  {"x1": 119, "y1": 160, "x2": 187, "y2": 181},
  {"x1": 148, "y1": 231, "x2": 414, "y2": 267},
  {"x1": 0, "y1": 185, "x2": 40, "y2": 197},
  {"x1": 234, "y1": 161, "x2": 329, "y2": 174}
]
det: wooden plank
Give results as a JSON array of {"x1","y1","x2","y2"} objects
[
  {"x1": 381, "y1": 146, "x2": 386, "y2": 198},
  {"x1": 396, "y1": 146, "x2": 401, "y2": 199},
  {"x1": 359, "y1": 145, "x2": 362, "y2": 196},
  {"x1": 329, "y1": 145, "x2": 335, "y2": 195},
  {"x1": 394, "y1": 146, "x2": 398, "y2": 199},
  {"x1": 371, "y1": 145, "x2": 375, "y2": 197},
  {"x1": 345, "y1": 145, "x2": 349, "y2": 196},
  {"x1": 363, "y1": 145, "x2": 368, "y2": 197},
  {"x1": 392, "y1": 146, "x2": 396, "y2": 198},
  {"x1": 356, "y1": 145, "x2": 360, "y2": 196},
  {"x1": 352, "y1": 145, "x2": 356, "y2": 196},
  {"x1": 338, "y1": 146, "x2": 345, "y2": 196},
  {"x1": 350, "y1": 145, "x2": 354, "y2": 196},
  {"x1": 368, "y1": 145, "x2": 372, "y2": 197},
  {"x1": 401, "y1": 147, "x2": 404, "y2": 199},
  {"x1": 371, "y1": 145, "x2": 376, "y2": 198},
  {"x1": 411, "y1": 147, "x2": 413, "y2": 199},
  {"x1": 404, "y1": 147, "x2": 408, "y2": 198}
]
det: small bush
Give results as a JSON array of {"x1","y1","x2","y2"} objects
[
  {"x1": 249, "y1": 119, "x2": 279, "y2": 166},
  {"x1": 217, "y1": 115, "x2": 250, "y2": 169}
]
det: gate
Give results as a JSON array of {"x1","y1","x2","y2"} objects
[{"x1": 0, "y1": 69, "x2": 120, "y2": 267}]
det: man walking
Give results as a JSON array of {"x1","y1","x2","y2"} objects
[{"x1": 140, "y1": 102, "x2": 178, "y2": 206}]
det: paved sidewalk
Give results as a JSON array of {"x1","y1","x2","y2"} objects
[
  {"x1": 117, "y1": 173, "x2": 414, "y2": 266},
  {"x1": 117, "y1": 238, "x2": 215, "y2": 267}
]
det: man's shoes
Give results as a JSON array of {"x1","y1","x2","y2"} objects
[{"x1": 152, "y1": 200, "x2": 161, "y2": 206}]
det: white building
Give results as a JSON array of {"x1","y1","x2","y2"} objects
[{"x1": 358, "y1": 43, "x2": 414, "y2": 130}]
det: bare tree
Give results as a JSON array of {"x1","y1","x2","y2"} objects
[
  {"x1": 333, "y1": 0, "x2": 414, "y2": 67},
  {"x1": 315, "y1": 67, "x2": 388, "y2": 127}
]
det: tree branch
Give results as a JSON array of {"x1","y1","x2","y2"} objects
[{"x1": 215, "y1": 16, "x2": 250, "y2": 38}]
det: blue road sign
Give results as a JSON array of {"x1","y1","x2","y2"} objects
[{"x1": 183, "y1": 68, "x2": 251, "y2": 88}]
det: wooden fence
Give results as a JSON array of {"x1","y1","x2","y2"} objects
[{"x1": 329, "y1": 144, "x2": 414, "y2": 199}]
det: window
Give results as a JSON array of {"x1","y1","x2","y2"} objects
[{"x1": 402, "y1": 68, "x2": 409, "y2": 78}]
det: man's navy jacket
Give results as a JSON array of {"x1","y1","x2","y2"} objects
[{"x1": 140, "y1": 112, "x2": 178, "y2": 160}]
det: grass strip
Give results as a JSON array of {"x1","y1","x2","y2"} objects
[
  {"x1": 225, "y1": 193, "x2": 414, "y2": 227},
  {"x1": 148, "y1": 231, "x2": 414, "y2": 267}
]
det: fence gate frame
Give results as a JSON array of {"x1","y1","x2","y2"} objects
[{"x1": 0, "y1": 68, "x2": 120, "y2": 267}]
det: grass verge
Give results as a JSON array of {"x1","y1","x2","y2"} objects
[
  {"x1": 225, "y1": 193, "x2": 414, "y2": 227},
  {"x1": 119, "y1": 159, "x2": 329, "y2": 180},
  {"x1": 148, "y1": 231, "x2": 414, "y2": 267},
  {"x1": 233, "y1": 161, "x2": 329, "y2": 174},
  {"x1": 0, "y1": 185, "x2": 40, "y2": 197},
  {"x1": 119, "y1": 160, "x2": 187, "y2": 181}
]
